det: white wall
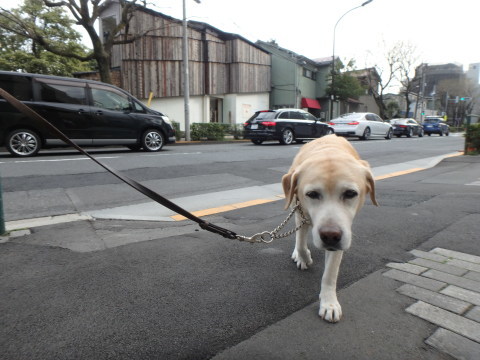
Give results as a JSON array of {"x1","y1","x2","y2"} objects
[{"x1": 143, "y1": 92, "x2": 269, "y2": 130}]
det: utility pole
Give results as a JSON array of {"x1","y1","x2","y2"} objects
[{"x1": 182, "y1": 0, "x2": 191, "y2": 141}]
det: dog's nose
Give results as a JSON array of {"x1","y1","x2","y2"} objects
[{"x1": 320, "y1": 226, "x2": 343, "y2": 247}]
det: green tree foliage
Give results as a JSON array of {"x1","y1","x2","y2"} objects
[
  {"x1": 0, "y1": 0, "x2": 93, "y2": 76},
  {"x1": 327, "y1": 59, "x2": 365, "y2": 102}
]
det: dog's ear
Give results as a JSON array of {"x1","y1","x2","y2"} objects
[
  {"x1": 282, "y1": 170, "x2": 298, "y2": 209},
  {"x1": 365, "y1": 168, "x2": 379, "y2": 206},
  {"x1": 359, "y1": 160, "x2": 379, "y2": 206}
]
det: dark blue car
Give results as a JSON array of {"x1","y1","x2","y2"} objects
[{"x1": 423, "y1": 117, "x2": 450, "y2": 136}]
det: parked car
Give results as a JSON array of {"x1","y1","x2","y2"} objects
[
  {"x1": 391, "y1": 118, "x2": 424, "y2": 137},
  {"x1": 328, "y1": 112, "x2": 392, "y2": 140},
  {"x1": 423, "y1": 117, "x2": 450, "y2": 136},
  {"x1": 243, "y1": 109, "x2": 333, "y2": 145},
  {"x1": 0, "y1": 71, "x2": 176, "y2": 157}
]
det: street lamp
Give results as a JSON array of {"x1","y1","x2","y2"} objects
[
  {"x1": 182, "y1": 0, "x2": 201, "y2": 141},
  {"x1": 330, "y1": 0, "x2": 373, "y2": 120}
]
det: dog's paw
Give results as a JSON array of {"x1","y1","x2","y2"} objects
[
  {"x1": 291, "y1": 248, "x2": 313, "y2": 270},
  {"x1": 319, "y1": 299, "x2": 342, "y2": 323}
]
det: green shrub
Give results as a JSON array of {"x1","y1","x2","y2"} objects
[
  {"x1": 190, "y1": 123, "x2": 229, "y2": 141},
  {"x1": 171, "y1": 121, "x2": 183, "y2": 141},
  {"x1": 226, "y1": 123, "x2": 245, "y2": 139},
  {"x1": 464, "y1": 124, "x2": 480, "y2": 155}
]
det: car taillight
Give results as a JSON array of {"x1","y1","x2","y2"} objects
[
  {"x1": 261, "y1": 121, "x2": 276, "y2": 127},
  {"x1": 328, "y1": 122, "x2": 335, "y2": 126},
  {"x1": 347, "y1": 121, "x2": 360, "y2": 125},
  {"x1": 398, "y1": 125, "x2": 407, "y2": 128}
]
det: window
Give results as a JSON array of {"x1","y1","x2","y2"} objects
[
  {"x1": 91, "y1": 88, "x2": 131, "y2": 111},
  {"x1": 0, "y1": 75, "x2": 32, "y2": 101},
  {"x1": 38, "y1": 82, "x2": 86, "y2": 104},
  {"x1": 303, "y1": 68, "x2": 317, "y2": 80},
  {"x1": 305, "y1": 113, "x2": 317, "y2": 121},
  {"x1": 290, "y1": 111, "x2": 305, "y2": 120},
  {"x1": 278, "y1": 111, "x2": 291, "y2": 119}
]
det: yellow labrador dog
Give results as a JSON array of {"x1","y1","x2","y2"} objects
[{"x1": 282, "y1": 134, "x2": 378, "y2": 322}]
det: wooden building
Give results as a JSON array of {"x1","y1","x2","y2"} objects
[{"x1": 99, "y1": 2, "x2": 271, "y2": 129}]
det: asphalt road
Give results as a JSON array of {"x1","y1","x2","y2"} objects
[{"x1": 0, "y1": 135, "x2": 465, "y2": 222}]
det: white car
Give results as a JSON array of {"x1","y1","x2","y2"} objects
[{"x1": 328, "y1": 113, "x2": 393, "y2": 140}]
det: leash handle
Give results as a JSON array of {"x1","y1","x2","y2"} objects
[{"x1": 0, "y1": 88, "x2": 238, "y2": 239}]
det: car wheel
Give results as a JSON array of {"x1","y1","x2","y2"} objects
[
  {"x1": 385, "y1": 128, "x2": 393, "y2": 140},
  {"x1": 418, "y1": 129, "x2": 424, "y2": 137},
  {"x1": 360, "y1": 127, "x2": 371, "y2": 140},
  {"x1": 407, "y1": 128, "x2": 413, "y2": 138},
  {"x1": 326, "y1": 128, "x2": 334, "y2": 135},
  {"x1": 446, "y1": 130, "x2": 449, "y2": 136},
  {"x1": 279, "y1": 128, "x2": 294, "y2": 145},
  {"x1": 439, "y1": 130, "x2": 444, "y2": 136},
  {"x1": 427, "y1": 133, "x2": 431, "y2": 136},
  {"x1": 6, "y1": 129, "x2": 41, "y2": 157},
  {"x1": 251, "y1": 139, "x2": 263, "y2": 145},
  {"x1": 141, "y1": 129, "x2": 165, "y2": 152}
]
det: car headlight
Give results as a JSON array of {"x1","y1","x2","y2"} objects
[{"x1": 162, "y1": 116, "x2": 172, "y2": 126}]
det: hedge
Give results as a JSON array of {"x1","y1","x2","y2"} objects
[{"x1": 465, "y1": 123, "x2": 480, "y2": 155}]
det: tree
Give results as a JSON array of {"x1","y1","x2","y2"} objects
[
  {"x1": 396, "y1": 42, "x2": 419, "y2": 118},
  {"x1": 0, "y1": 0, "x2": 93, "y2": 75},
  {"x1": 327, "y1": 59, "x2": 365, "y2": 102},
  {"x1": 0, "y1": 0, "x2": 142, "y2": 83}
]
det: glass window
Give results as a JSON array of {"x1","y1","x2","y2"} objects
[
  {"x1": 290, "y1": 111, "x2": 305, "y2": 120},
  {"x1": 91, "y1": 88, "x2": 131, "y2": 111},
  {"x1": 39, "y1": 82, "x2": 86, "y2": 104},
  {"x1": 133, "y1": 100, "x2": 146, "y2": 113},
  {"x1": 0, "y1": 74, "x2": 32, "y2": 101},
  {"x1": 278, "y1": 111, "x2": 291, "y2": 119},
  {"x1": 305, "y1": 113, "x2": 317, "y2": 121}
]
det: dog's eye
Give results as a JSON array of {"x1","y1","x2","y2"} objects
[
  {"x1": 306, "y1": 190, "x2": 321, "y2": 200},
  {"x1": 343, "y1": 189, "x2": 358, "y2": 200}
]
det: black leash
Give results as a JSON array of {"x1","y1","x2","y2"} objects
[{"x1": 0, "y1": 88, "x2": 238, "y2": 239}]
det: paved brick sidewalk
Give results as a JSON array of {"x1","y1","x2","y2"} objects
[{"x1": 384, "y1": 248, "x2": 480, "y2": 359}]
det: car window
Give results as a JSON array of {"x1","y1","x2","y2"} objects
[
  {"x1": 247, "y1": 111, "x2": 275, "y2": 122},
  {"x1": 0, "y1": 74, "x2": 32, "y2": 101},
  {"x1": 374, "y1": 115, "x2": 383, "y2": 122},
  {"x1": 365, "y1": 114, "x2": 375, "y2": 121},
  {"x1": 305, "y1": 113, "x2": 317, "y2": 121},
  {"x1": 91, "y1": 88, "x2": 131, "y2": 111},
  {"x1": 133, "y1": 100, "x2": 147, "y2": 113},
  {"x1": 38, "y1": 81, "x2": 87, "y2": 105},
  {"x1": 278, "y1": 111, "x2": 290, "y2": 119},
  {"x1": 290, "y1": 111, "x2": 306, "y2": 120}
]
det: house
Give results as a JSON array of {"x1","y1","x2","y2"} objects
[
  {"x1": 96, "y1": 2, "x2": 271, "y2": 130},
  {"x1": 256, "y1": 41, "x2": 330, "y2": 120}
]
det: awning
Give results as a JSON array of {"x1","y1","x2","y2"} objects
[{"x1": 301, "y1": 97, "x2": 321, "y2": 109}]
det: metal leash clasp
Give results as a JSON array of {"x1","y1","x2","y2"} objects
[{"x1": 236, "y1": 231, "x2": 274, "y2": 244}]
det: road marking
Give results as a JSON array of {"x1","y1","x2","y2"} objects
[
  {"x1": 4, "y1": 156, "x2": 120, "y2": 164},
  {"x1": 170, "y1": 198, "x2": 282, "y2": 221}
]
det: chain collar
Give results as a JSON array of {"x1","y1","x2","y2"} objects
[{"x1": 236, "y1": 201, "x2": 310, "y2": 244}]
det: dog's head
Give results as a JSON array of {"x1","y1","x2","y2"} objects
[{"x1": 282, "y1": 157, "x2": 378, "y2": 251}]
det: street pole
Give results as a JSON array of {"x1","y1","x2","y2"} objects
[
  {"x1": 182, "y1": 0, "x2": 191, "y2": 141},
  {"x1": 330, "y1": 0, "x2": 373, "y2": 120}
]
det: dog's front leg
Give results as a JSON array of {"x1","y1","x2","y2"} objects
[
  {"x1": 291, "y1": 213, "x2": 312, "y2": 270},
  {"x1": 319, "y1": 250, "x2": 343, "y2": 322}
]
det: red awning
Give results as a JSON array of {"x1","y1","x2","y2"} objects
[{"x1": 301, "y1": 97, "x2": 321, "y2": 109}]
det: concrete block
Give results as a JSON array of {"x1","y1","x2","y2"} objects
[
  {"x1": 448, "y1": 259, "x2": 480, "y2": 273},
  {"x1": 464, "y1": 271, "x2": 480, "y2": 282},
  {"x1": 441, "y1": 285, "x2": 480, "y2": 306},
  {"x1": 406, "y1": 301, "x2": 480, "y2": 342},
  {"x1": 386, "y1": 262, "x2": 427, "y2": 275},
  {"x1": 431, "y1": 248, "x2": 480, "y2": 264},
  {"x1": 423, "y1": 269, "x2": 480, "y2": 292},
  {"x1": 410, "y1": 257, "x2": 468, "y2": 276},
  {"x1": 410, "y1": 249, "x2": 448, "y2": 263},
  {"x1": 426, "y1": 328, "x2": 480, "y2": 360},
  {"x1": 465, "y1": 306, "x2": 480, "y2": 322},
  {"x1": 396, "y1": 284, "x2": 470, "y2": 314},
  {"x1": 383, "y1": 269, "x2": 446, "y2": 292}
]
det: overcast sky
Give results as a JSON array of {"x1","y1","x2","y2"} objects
[{"x1": 3, "y1": 0, "x2": 480, "y2": 73}]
